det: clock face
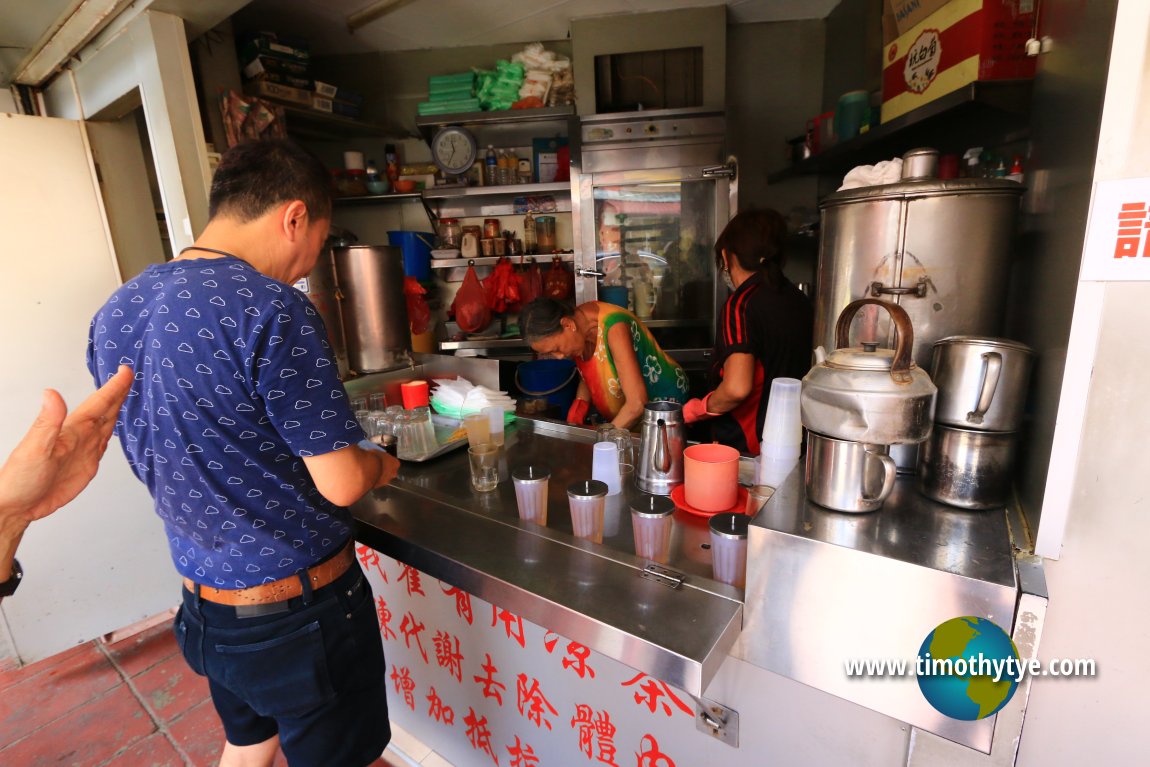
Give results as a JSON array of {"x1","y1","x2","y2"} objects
[{"x1": 433, "y1": 127, "x2": 477, "y2": 176}]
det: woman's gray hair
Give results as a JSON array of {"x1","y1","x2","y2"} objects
[{"x1": 520, "y1": 298, "x2": 574, "y2": 342}]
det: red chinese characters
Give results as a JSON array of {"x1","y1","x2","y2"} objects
[
  {"x1": 492, "y1": 606, "x2": 526, "y2": 648},
  {"x1": 635, "y1": 734, "x2": 677, "y2": 767},
  {"x1": 355, "y1": 545, "x2": 388, "y2": 582},
  {"x1": 463, "y1": 707, "x2": 499, "y2": 765},
  {"x1": 427, "y1": 685, "x2": 455, "y2": 725},
  {"x1": 390, "y1": 665, "x2": 416, "y2": 711},
  {"x1": 441, "y1": 583, "x2": 475, "y2": 625},
  {"x1": 515, "y1": 673, "x2": 558, "y2": 731},
  {"x1": 571, "y1": 704, "x2": 618, "y2": 766},
  {"x1": 376, "y1": 597, "x2": 396, "y2": 641},
  {"x1": 399, "y1": 611, "x2": 429, "y2": 664},
  {"x1": 561, "y1": 641, "x2": 596, "y2": 680},
  {"x1": 398, "y1": 564, "x2": 426, "y2": 597},
  {"x1": 621, "y1": 673, "x2": 693, "y2": 718},
  {"x1": 506, "y1": 735, "x2": 540, "y2": 767},
  {"x1": 433, "y1": 630, "x2": 464, "y2": 683},
  {"x1": 473, "y1": 653, "x2": 507, "y2": 706},
  {"x1": 1115, "y1": 202, "x2": 1149, "y2": 258}
]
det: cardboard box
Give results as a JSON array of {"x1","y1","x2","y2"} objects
[
  {"x1": 245, "y1": 80, "x2": 312, "y2": 108},
  {"x1": 883, "y1": 0, "x2": 951, "y2": 42},
  {"x1": 881, "y1": 0, "x2": 1035, "y2": 124},
  {"x1": 310, "y1": 95, "x2": 333, "y2": 113},
  {"x1": 532, "y1": 137, "x2": 568, "y2": 183}
]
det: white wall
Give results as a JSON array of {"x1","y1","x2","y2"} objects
[{"x1": 1017, "y1": 1, "x2": 1150, "y2": 762}]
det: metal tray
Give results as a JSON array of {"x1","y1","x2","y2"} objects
[{"x1": 399, "y1": 414, "x2": 468, "y2": 463}]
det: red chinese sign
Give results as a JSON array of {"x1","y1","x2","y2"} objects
[
  {"x1": 635, "y1": 734, "x2": 677, "y2": 767},
  {"x1": 389, "y1": 665, "x2": 415, "y2": 711},
  {"x1": 515, "y1": 674, "x2": 558, "y2": 731},
  {"x1": 1080, "y1": 179, "x2": 1150, "y2": 281},
  {"x1": 441, "y1": 583, "x2": 474, "y2": 625},
  {"x1": 375, "y1": 597, "x2": 396, "y2": 641},
  {"x1": 621, "y1": 673, "x2": 693, "y2": 718},
  {"x1": 355, "y1": 544, "x2": 388, "y2": 582},
  {"x1": 433, "y1": 630, "x2": 464, "y2": 683},
  {"x1": 427, "y1": 685, "x2": 455, "y2": 726},
  {"x1": 492, "y1": 606, "x2": 526, "y2": 648},
  {"x1": 506, "y1": 735, "x2": 540, "y2": 767},
  {"x1": 571, "y1": 704, "x2": 619, "y2": 766},
  {"x1": 473, "y1": 653, "x2": 506, "y2": 706},
  {"x1": 561, "y1": 641, "x2": 596, "y2": 680},
  {"x1": 398, "y1": 564, "x2": 426, "y2": 597},
  {"x1": 399, "y1": 611, "x2": 429, "y2": 664},
  {"x1": 463, "y1": 707, "x2": 500, "y2": 765},
  {"x1": 1114, "y1": 201, "x2": 1149, "y2": 258}
]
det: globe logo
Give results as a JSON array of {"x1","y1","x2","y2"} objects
[{"x1": 917, "y1": 616, "x2": 1020, "y2": 721}]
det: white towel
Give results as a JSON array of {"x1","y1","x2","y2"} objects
[{"x1": 838, "y1": 158, "x2": 904, "y2": 191}]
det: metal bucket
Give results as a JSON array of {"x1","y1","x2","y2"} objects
[
  {"x1": 294, "y1": 248, "x2": 349, "y2": 379},
  {"x1": 917, "y1": 425, "x2": 1018, "y2": 509},
  {"x1": 332, "y1": 245, "x2": 411, "y2": 374}
]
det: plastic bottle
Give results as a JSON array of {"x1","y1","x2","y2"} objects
[
  {"x1": 504, "y1": 149, "x2": 519, "y2": 185},
  {"x1": 523, "y1": 212, "x2": 537, "y2": 254},
  {"x1": 384, "y1": 145, "x2": 399, "y2": 183},
  {"x1": 1007, "y1": 156, "x2": 1024, "y2": 184},
  {"x1": 484, "y1": 145, "x2": 498, "y2": 186}
]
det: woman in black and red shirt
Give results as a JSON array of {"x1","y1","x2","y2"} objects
[{"x1": 683, "y1": 209, "x2": 814, "y2": 454}]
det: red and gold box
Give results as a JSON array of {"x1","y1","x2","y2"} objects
[{"x1": 881, "y1": 0, "x2": 1035, "y2": 123}]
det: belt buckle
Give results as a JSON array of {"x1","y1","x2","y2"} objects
[{"x1": 234, "y1": 601, "x2": 292, "y2": 619}]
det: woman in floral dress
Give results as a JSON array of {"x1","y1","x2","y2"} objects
[{"x1": 520, "y1": 297, "x2": 689, "y2": 430}]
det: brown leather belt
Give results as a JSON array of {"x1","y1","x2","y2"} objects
[{"x1": 184, "y1": 541, "x2": 356, "y2": 606}]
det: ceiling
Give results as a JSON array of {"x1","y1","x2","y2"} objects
[
  {"x1": 233, "y1": 0, "x2": 843, "y2": 55},
  {"x1": 1, "y1": 0, "x2": 840, "y2": 87}
]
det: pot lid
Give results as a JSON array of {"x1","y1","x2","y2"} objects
[
  {"x1": 826, "y1": 342, "x2": 896, "y2": 371},
  {"x1": 820, "y1": 177, "x2": 1024, "y2": 207}
]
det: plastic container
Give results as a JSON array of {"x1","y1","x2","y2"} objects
[
  {"x1": 484, "y1": 145, "x2": 497, "y2": 186},
  {"x1": 683, "y1": 443, "x2": 740, "y2": 511},
  {"x1": 514, "y1": 359, "x2": 580, "y2": 413},
  {"x1": 439, "y1": 218, "x2": 462, "y2": 248},
  {"x1": 387, "y1": 231, "x2": 434, "y2": 281},
  {"x1": 484, "y1": 406, "x2": 505, "y2": 446},
  {"x1": 631, "y1": 494, "x2": 675, "y2": 562},
  {"x1": 512, "y1": 466, "x2": 550, "y2": 524},
  {"x1": 592, "y1": 442, "x2": 623, "y2": 496},
  {"x1": 568, "y1": 480, "x2": 608, "y2": 543},
  {"x1": 709, "y1": 512, "x2": 749, "y2": 588},
  {"x1": 535, "y1": 216, "x2": 556, "y2": 254},
  {"x1": 483, "y1": 218, "x2": 501, "y2": 239},
  {"x1": 400, "y1": 380, "x2": 430, "y2": 409}
]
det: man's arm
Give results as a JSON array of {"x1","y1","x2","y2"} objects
[
  {"x1": 0, "y1": 365, "x2": 134, "y2": 582},
  {"x1": 303, "y1": 446, "x2": 400, "y2": 508}
]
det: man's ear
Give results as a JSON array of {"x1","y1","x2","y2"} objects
[{"x1": 281, "y1": 200, "x2": 309, "y2": 241}]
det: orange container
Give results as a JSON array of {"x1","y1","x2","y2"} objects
[
  {"x1": 400, "y1": 380, "x2": 430, "y2": 409},
  {"x1": 683, "y1": 443, "x2": 740, "y2": 511}
]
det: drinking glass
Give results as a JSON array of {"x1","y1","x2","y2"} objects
[
  {"x1": 468, "y1": 445, "x2": 500, "y2": 492},
  {"x1": 567, "y1": 479, "x2": 608, "y2": 543},
  {"x1": 484, "y1": 406, "x2": 506, "y2": 447},
  {"x1": 512, "y1": 466, "x2": 549, "y2": 524},
  {"x1": 463, "y1": 413, "x2": 491, "y2": 447}
]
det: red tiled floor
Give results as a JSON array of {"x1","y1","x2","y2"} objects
[
  {"x1": 99, "y1": 732, "x2": 186, "y2": 767},
  {"x1": 0, "y1": 640, "x2": 99, "y2": 693},
  {"x1": 166, "y1": 698, "x2": 224, "y2": 767},
  {"x1": 0, "y1": 684, "x2": 155, "y2": 766},
  {"x1": 106, "y1": 621, "x2": 180, "y2": 679},
  {"x1": 0, "y1": 643, "x2": 122, "y2": 746},
  {"x1": 131, "y1": 652, "x2": 211, "y2": 724}
]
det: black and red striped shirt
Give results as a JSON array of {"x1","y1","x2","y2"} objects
[{"x1": 708, "y1": 272, "x2": 814, "y2": 454}]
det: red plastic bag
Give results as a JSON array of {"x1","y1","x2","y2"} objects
[
  {"x1": 483, "y1": 257, "x2": 522, "y2": 313},
  {"x1": 517, "y1": 257, "x2": 543, "y2": 307},
  {"x1": 452, "y1": 265, "x2": 492, "y2": 333},
  {"x1": 543, "y1": 256, "x2": 574, "y2": 300},
  {"x1": 404, "y1": 276, "x2": 431, "y2": 335}
]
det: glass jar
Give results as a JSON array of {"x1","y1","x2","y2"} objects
[
  {"x1": 535, "y1": 216, "x2": 557, "y2": 254},
  {"x1": 483, "y1": 218, "x2": 502, "y2": 240},
  {"x1": 344, "y1": 168, "x2": 368, "y2": 196},
  {"x1": 439, "y1": 218, "x2": 462, "y2": 249}
]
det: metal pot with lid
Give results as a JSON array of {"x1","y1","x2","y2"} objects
[{"x1": 801, "y1": 298, "x2": 937, "y2": 445}]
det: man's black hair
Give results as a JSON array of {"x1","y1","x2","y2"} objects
[{"x1": 208, "y1": 139, "x2": 332, "y2": 222}]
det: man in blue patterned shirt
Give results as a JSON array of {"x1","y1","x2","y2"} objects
[{"x1": 88, "y1": 140, "x2": 398, "y2": 767}]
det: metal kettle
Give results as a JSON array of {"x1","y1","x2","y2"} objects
[
  {"x1": 800, "y1": 298, "x2": 937, "y2": 445},
  {"x1": 636, "y1": 401, "x2": 685, "y2": 495}
]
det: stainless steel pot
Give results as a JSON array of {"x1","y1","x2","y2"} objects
[
  {"x1": 815, "y1": 149, "x2": 1024, "y2": 369},
  {"x1": 917, "y1": 425, "x2": 1017, "y2": 509},
  {"x1": 636, "y1": 401, "x2": 685, "y2": 496},
  {"x1": 332, "y1": 245, "x2": 411, "y2": 374},
  {"x1": 801, "y1": 298, "x2": 937, "y2": 445},
  {"x1": 930, "y1": 336, "x2": 1034, "y2": 432},
  {"x1": 295, "y1": 247, "x2": 349, "y2": 378},
  {"x1": 804, "y1": 432, "x2": 897, "y2": 513}
]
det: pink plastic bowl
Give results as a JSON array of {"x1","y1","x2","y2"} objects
[{"x1": 683, "y1": 443, "x2": 740, "y2": 511}]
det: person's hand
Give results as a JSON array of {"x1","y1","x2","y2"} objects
[
  {"x1": 0, "y1": 366, "x2": 133, "y2": 527},
  {"x1": 682, "y1": 395, "x2": 717, "y2": 424},
  {"x1": 566, "y1": 398, "x2": 590, "y2": 426},
  {"x1": 375, "y1": 451, "x2": 400, "y2": 488}
]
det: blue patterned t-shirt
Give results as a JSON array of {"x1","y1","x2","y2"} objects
[{"x1": 87, "y1": 256, "x2": 364, "y2": 588}]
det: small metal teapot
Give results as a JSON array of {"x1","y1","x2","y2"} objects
[
  {"x1": 801, "y1": 298, "x2": 937, "y2": 445},
  {"x1": 636, "y1": 401, "x2": 685, "y2": 495}
]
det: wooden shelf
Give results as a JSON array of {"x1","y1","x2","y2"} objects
[{"x1": 767, "y1": 80, "x2": 1033, "y2": 184}]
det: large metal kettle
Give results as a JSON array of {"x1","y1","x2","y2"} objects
[
  {"x1": 636, "y1": 401, "x2": 685, "y2": 495},
  {"x1": 801, "y1": 299, "x2": 936, "y2": 445}
]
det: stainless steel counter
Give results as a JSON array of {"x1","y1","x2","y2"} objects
[
  {"x1": 732, "y1": 467, "x2": 1020, "y2": 753},
  {"x1": 351, "y1": 417, "x2": 744, "y2": 697}
]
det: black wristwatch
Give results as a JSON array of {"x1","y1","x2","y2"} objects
[{"x1": 0, "y1": 559, "x2": 23, "y2": 598}]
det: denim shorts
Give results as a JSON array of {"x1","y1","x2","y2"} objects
[{"x1": 174, "y1": 562, "x2": 390, "y2": 767}]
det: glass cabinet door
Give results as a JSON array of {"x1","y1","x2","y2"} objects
[{"x1": 590, "y1": 179, "x2": 719, "y2": 350}]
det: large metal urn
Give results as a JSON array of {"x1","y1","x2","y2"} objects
[{"x1": 332, "y1": 244, "x2": 412, "y2": 374}]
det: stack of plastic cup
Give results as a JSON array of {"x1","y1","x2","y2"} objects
[
  {"x1": 512, "y1": 466, "x2": 549, "y2": 524},
  {"x1": 484, "y1": 406, "x2": 505, "y2": 446},
  {"x1": 591, "y1": 442, "x2": 623, "y2": 495},
  {"x1": 758, "y1": 377, "x2": 803, "y2": 488}
]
